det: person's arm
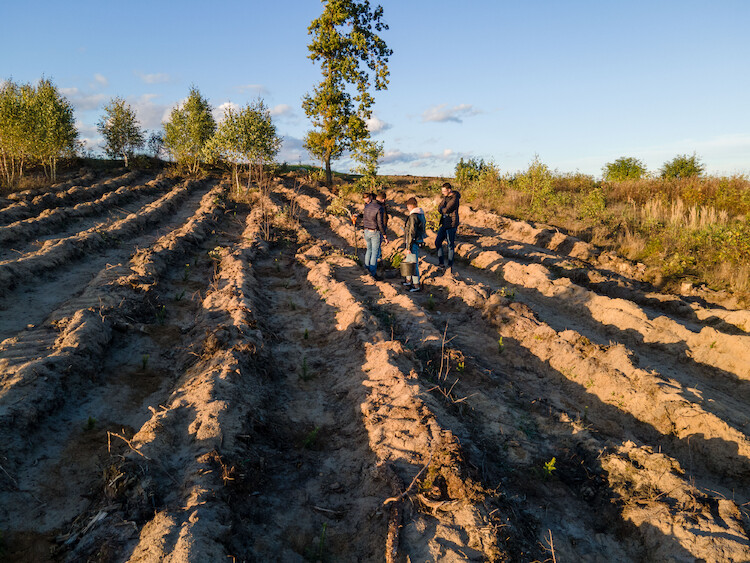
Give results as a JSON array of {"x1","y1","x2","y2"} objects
[
  {"x1": 442, "y1": 193, "x2": 459, "y2": 215},
  {"x1": 377, "y1": 207, "x2": 388, "y2": 240}
]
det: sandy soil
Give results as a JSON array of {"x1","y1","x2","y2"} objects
[{"x1": 1, "y1": 172, "x2": 749, "y2": 562}]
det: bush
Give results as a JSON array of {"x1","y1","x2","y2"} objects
[
  {"x1": 455, "y1": 158, "x2": 500, "y2": 188},
  {"x1": 603, "y1": 157, "x2": 648, "y2": 181},
  {"x1": 660, "y1": 153, "x2": 705, "y2": 179}
]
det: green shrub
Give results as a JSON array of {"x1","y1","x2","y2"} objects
[
  {"x1": 660, "y1": 153, "x2": 705, "y2": 179},
  {"x1": 603, "y1": 157, "x2": 648, "y2": 181}
]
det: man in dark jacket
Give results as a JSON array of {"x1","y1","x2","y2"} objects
[
  {"x1": 435, "y1": 182, "x2": 460, "y2": 273},
  {"x1": 362, "y1": 192, "x2": 388, "y2": 278}
]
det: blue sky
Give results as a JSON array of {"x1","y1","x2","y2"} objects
[{"x1": 2, "y1": 0, "x2": 749, "y2": 178}]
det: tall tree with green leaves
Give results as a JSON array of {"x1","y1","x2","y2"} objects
[
  {"x1": 163, "y1": 87, "x2": 215, "y2": 175},
  {"x1": 660, "y1": 153, "x2": 705, "y2": 179},
  {"x1": 97, "y1": 97, "x2": 145, "y2": 167},
  {"x1": 0, "y1": 78, "x2": 77, "y2": 185},
  {"x1": 303, "y1": 0, "x2": 392, "y2": 187},
  {"x1": 206, "y1": 99, "x2": 282, "y2": 192},
  {"x1": 602, "y1": 157, "x2": 648, "y2": 181}
]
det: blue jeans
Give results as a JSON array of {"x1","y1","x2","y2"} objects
[
  {"x1": 404, "y1": 243, "x2": 420, "y2": 285},
  {"x1": 363, "y1": 229, "x2": 381, "y2": 276},
  {"x1": 435, "y1": 226, "x2": 457, "y2": 267}
]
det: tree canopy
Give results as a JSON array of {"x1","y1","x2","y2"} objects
[
  {"x1": 302, "y1": 0, "x2": 392, "y2": 186},
  {"x1": 602, "y1": 157, "x2": 648, "y2": 181},
  {"x1": 97, "y1": 97, "x2": 145, "y2": 167},
  {"x1": 0, "y1": 78, "x2": 78, "y2": 185},
  {"x1": 660, "y1": 153, "x2": 705, "y2": 179},
  {"x1": 163, "y1": 87, "x2": 216, "y2": 175}
]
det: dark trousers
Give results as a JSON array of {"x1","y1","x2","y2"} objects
[{"x1": 435, "y1": 226, "x2": 457, "y2": 267}]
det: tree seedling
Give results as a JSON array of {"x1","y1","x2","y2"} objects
[
  {"x1": 542, "y1": 457, "x2": 557, "y2": 479},
  {"x1": 174, "y1": 289, "x2": 186, "y2": 301},
  {"x1": 302, "y1": 426, "x2": 320, "y2": 449},
  {"x1": 497, "y1": 337, "x2": 504, "y2": 354},
  {"x1": 182, "y1": 263, "x2": 191, "y2": 281},
  {"x1": 155, "y1": 305, "x2": 167, "y2": 325},
  {"x1": 427, "y1": 293, "x2": 435, "y2": 311},
  {"x1": 141, "y1": 354, "x2": 150, "y2": 371},
  {"x1": 303, "y1": 328, "x2": 309, "y2": 340},
  {"x1": 299, "y1": 357, "x2": 313, "y2": 381},
  {"x1": 85, "y1": 416, "x2": 97, "y2": 431}
]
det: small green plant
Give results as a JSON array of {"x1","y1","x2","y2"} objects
[
  {"x1": 303, "y1": 328, "x2": 309, "y2": 340},
  {"x1": 289, "y1": 299, "x2": 297, "y2": 310},
  {"x1": 155, "y1": 305, "x2": 167, "y2": 325},
  {"x1": 174, "y1": 289, "x2": 186, "y2": 301},
  {"x1": 141, "y1": 354, "x2": 150, "y2": 370},
  {"x1": 299, "y1": 357, "x2": 314, "y2": 381},
  {"x1": 182, "y1": 263, "x2": 191, "y2": 281},
  {"x1": 389, "y1": 251, "x2": 404, "y2": 269},
  {"x1": 85, "y1": 416, "x2": 97, "y2": 431},
  {"x1": 585, "y1": 378, "x2": 595, "y2": 389},
  {"x1": 456, "y1": 360, "x2": 465, "y2": 373},
  {"x1": 427, "y1": 293, "x2": 435, "y2": 311},
  {"x1": 542, "y1": 457, "x2": 557, "y2": 479},
  {"x1": 499, "y1": 286, "x2": 516, "y2": 301},
  {"x1": 208, "y1": 246, "x2": 223, "y2": 260},
  {"x1": 497, "y1": 336, "x2": 504, "y2": 354},
  {"x1": 302, "y1": 426, "x2": 320, "y2": 449}
]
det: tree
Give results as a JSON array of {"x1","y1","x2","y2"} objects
[
  {"x1": 206, "y1": 99, "x2": 282, "y2": 192},
  {"x1": 660, "y1": 153, "x2": 705, "y2": 179},
  {"x1": 33, "y1": 78, "x2": 78, "y2": 182},
  {"x1": 602, "y1": 156, "x2": 648, "y2": 181},
  {"x1": 0, "y1": 78, "x2": 77, "y2": 185},
  {"x1": 163, "y1": 87, "x2": 215, "y2": 175},
  {"x1": 351, "y1": 138, "x2": 383, "y2": 191},
  {"x1": 147, "y1": 130, "x2": 165, "y2": 159},
  {"x1": 303, "y1": 0, "x2": 392, "y2": 187},
  {"x1": 97, "y1": 97, "x2": 145, "y2": 167}
]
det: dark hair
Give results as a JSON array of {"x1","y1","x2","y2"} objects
[
  {"x1": 406, "y1": 197, "x2": 417, "y2": 207},
  {"x1": 376, "y1": 190, "x2": 386, "y2": 200},
  {"x1": 441, "y1": 182, "x2": 452, "y2": 190},
  {"x1": 364, "y1": 192, "x2": 374, "y2": 200}
]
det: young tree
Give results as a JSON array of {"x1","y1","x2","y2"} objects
[
  {"x1": 303, "y1": 0, "x2": 392, "y2": 187},
  {"x1": 97, "y1": 97, "x2": 145, "y2": 167},
  {"x1": 602, "y1": 156, "x2": 648, "y2": 181},
  {"x1": 163, "y1": 87, "x2": 215, "y2": 175},
  {"x1": 660, "y1": 153, "x2": 705, "y2": 179},
  {"x1": 351, "y1": 138, "x2": 383, "y2": 191},
  {"x1": 206, "y1": 99, "x2": 282, "y2": 192},
  {"x1": 147, "y1": 130, "x2": 165, "y2": 159}
]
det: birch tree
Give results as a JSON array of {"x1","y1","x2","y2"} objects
[
  {"x1": 163, "y1": 87, "x2": 215, "y2": 175},
  {"x1": 97, "y1": 97, "x2": 145, "y2": 167}
]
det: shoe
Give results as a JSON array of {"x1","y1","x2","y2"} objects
[
  {"x1": 409, "y1": 285, "x2": 421, "y2": 292},
  {"x1": 401, "y1": 280, "x2": 413, "y2": 287},
  {"x1": 437, "y1": 264, "x2": 446, "y2": 271}
]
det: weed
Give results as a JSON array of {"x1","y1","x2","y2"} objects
[
  {"x1": 299, "y1": 357, "x2": 314, "y2": 381},
  {"x1": 497, "y1": 336, "x2": 504, "y2": 354},
  {"x1": 85, "y1": 416, "x2": 97, "y2": 431},
  {"x1": 427, "y1": 293, "x2": 435, "y2": 311},
  {"x1": 155, "y1": 305, "x2": 167, "y2": 325},
  {"x1": 303, "y1": 328, "x2": 309, "y2": 340},
  {"x1": 499, "y1": 286, "x2": 516, "y2": 301},
  {"x1": 710, "y1": 340, "x2": 717, "y2": 349},
  {"x1": 302, "y1": 426, "x2": 320, "y2": 449},
  {"x1": 542, "y1": 457, "x2": 557, "y2": 479},
  {"x1": 584, "y1": 378, "x2": 595, "y2": 389},
  {"x1": 174, "y1": 289, "x2": 186, "y2": 301},
  {"x1": 208, "y1": 246, "x2": 223, "y2": 261},
  {"x1": 182, "y1": 263, "x2": 191, "y2": 281},
  {"x1": 456, "y1": 360, "x2": 465, "y2": 373},
  {"x1": 141, "y1": 354, "x2": 150, "y2": 371},
  {"x1": 289, "y1": 299, "x2": 297, "y2": 310}
]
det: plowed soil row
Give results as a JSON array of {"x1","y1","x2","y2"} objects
[{"x1": 1, "y1": 173, "x2": 749, "y2": 562}]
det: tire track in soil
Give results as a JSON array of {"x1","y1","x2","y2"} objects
[
  {"x1": 277, "y1": 178, "x2": 750, "y2": 561},
  {"x1": 0, "y1": 178, "x2": 230, "y2": 560}
]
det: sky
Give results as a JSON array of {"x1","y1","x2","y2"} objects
[{"x1": 2, "y1": 0, "x2": 749, "y2": 178}]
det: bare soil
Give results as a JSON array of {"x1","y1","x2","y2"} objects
[{"x1": 1, "y1": 172, "x2": 749, "y2": 562}]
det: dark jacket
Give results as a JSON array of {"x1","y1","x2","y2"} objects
[
  {"x1": 438, "y1": 190, "x2": 460, "y2": 229},
  {"x1": 363, "y1": 200, "x2": 387, "y2": 235},
  {"x1": 404, "y1": 208, "x2": 426, "y2": 249}
]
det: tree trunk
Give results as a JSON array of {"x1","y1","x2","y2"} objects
[{"x1": 325, "y1": 154, "x2": 332, "y2": 187}]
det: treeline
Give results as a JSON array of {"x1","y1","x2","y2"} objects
[
  {"x1": 0, "y1": 78, "x2": 78, "y2": 185},
  {"x1": 1, "y1": 78, "x2": 281, "y2": 192}
]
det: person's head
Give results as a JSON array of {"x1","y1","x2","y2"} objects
[
  {"x1": 406, "y1": 197, "x2": 417, "y2": 210},
  {"x1": 376, "y1": 190, "x2": 386, "y2": 202},
  {"x1": 441, "y1": 182, "x2": 452, "y2": 196},
  {"x1": 363, "y1": 192, "x2": 373, "y2": 203}
]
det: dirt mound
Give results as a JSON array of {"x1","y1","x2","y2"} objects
[{"x1": 1, "y1": 173, "x2": 749, "y2": 562}]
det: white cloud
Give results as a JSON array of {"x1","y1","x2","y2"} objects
[
  {"x1": 92, "y1": 73, "x2": 108, "y2": 88},
  {"x1": 127, "y1": 94, "x2": 171, "y2": 130},
  {"x1": 422, "y1": 103, "x2": 481, "y2": 123},
  {"x1": 136, "y1": 72, "x2": 172, "y2": 84},
  {"x1": 367, "y1": 114, "x2": 391, "y2": 134},
  {"x1": 271, "y1": 104, "x2": 293, "y2": 117},
  {"x1": 60, "y1": 87, "x2": 107, "y2": 111}
]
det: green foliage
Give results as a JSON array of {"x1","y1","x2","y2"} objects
[
  {"x1": 205, "y1": 99, "x2": 281, "y2": 192},
  {"x1": 455, "y1": 157, "x2": 500, "y2": 187},
  {"x1": 542, "y1": 457, "x2": 557, "y2": 478},
  {"x1": 578, "y1": 187, "x2": 606, "y2": 219},
  {"x1": 0, "y1": 77, "x2": 78, "y2": 186},
  {"x1": 514, "y1": 155, "x2": 555, "y2": 219},
  {"x1": 660, "y1": 153, "x2": 705, "y2": 179},
  {"x1": 163, "y1": 87, "x2": 216, "y2": 175},
  {"x1": 147, "y1": 130, "x2": 164, "y2": 159},
  {"x1": 97, "y1": 97, "x2": 145, "y2": 167},
  {"x1": 303, "y1": 0, "x2": 392, "y2": 186},
  {"x1": 602, "y1": 156, "x2": 648, "y2": 181},
  {"x1": 351, "y1": 138, "x2": 384, "y2": 191}
]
